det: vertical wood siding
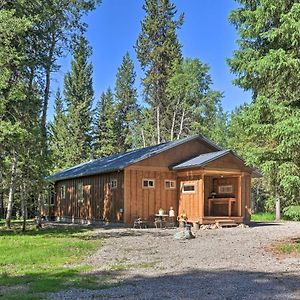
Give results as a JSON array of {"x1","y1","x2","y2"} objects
[
  {"x1": 54, "y1": 171, "x2": 124, "y2": 222},
  {"x1": 124, "y1": 169, "x2": 177, "y2": 224}
]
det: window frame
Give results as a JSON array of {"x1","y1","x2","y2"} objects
[
  {"x1": 142, "y1": 179, "x2": 155, "y2": 189},
  {"x1": 182, "y1": 183, "x2": 196, "y2": 194},
  {"x1": 77, "y1": 182, "x2": 84, "y2": 203},
  {"x1": 60, "y1": 185, "x2": 66, "y2": 199},
  {"x1": 110, "y1": 179, "x2": 118, "y2": 189},
  {"x1": 165, "y1": 180, "x2": 176, "y2": 190},
  {"x1": 218, "y1": 185, "x2": 233, "y2": 194}
]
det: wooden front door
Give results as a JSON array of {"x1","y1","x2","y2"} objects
[{"x1": 178, "y1": 179, "x2": 202, "y2": 222}]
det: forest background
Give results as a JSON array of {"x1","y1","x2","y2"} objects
[{"x1": 0, "y1": 0, "x2": 299, "y2": 227}]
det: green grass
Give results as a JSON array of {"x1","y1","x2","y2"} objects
[
  {"x1": 251, "y1": 212, "x2": 275, "y2": 221},
  {"x1": 278, "y1": 238, "x2": 300, "y2": 254},
  {"x1": 0, "y1": 225, "x2": 109, "y2": 299}
]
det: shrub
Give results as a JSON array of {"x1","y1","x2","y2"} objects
[{"x1": 283, "y1": 206, "x2": 300, "y2": 221}]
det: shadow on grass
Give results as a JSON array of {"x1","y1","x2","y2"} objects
[
  {"x1": 0, "y1": 268, "x2": 120, "y2": 300},
  {"x1": 0, "y1": 223, "x2": 95, "y2": 238},
  {"x1": 2, "y1": 268, "x2": 300, "y2": 300}
]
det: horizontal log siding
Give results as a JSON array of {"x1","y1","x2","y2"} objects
[
  {"x1": 124, "y1": 169, "x2": 177, "y2": 224},
  {"x1": 54, "y1": 171, "x2": 124, "y2": 222}
]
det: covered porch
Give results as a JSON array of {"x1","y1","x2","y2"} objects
[{"x1": 172, "y1": 150, "x2": 254, "y2": 225}]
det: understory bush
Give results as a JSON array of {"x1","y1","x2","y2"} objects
[{"x1": 283, "y1": 206, "x2": 300, "y2": 221}]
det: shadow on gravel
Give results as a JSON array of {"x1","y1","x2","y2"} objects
[
  {"x1": 78, "y1": 268, "x2": 300, "y2": 300},
  {"x1": 248, "y1": 222, "x2": 283, "y2": 228},
  {"x1": 3, "y1": 267, "x2": 300, "y2": 299}
]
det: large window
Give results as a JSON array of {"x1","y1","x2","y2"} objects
[
  {"x1": 78, "y1": 183, "x2": 84, "y2": 203},
  {"x1": 218, "y1": 185, "x2": 233, "y2": 194},
  {"x1": 165, "y1": 180, "x2": 176, "y2": 189},
  {"x1": 182, "y1": 183, "x2": 196, "y2": 193},
  {"x1": 60, "y1": 185, "x2": 66, "y2": 199},
  {"x1": 143, "y1": 179, "x2": 155, "y2": 188}
]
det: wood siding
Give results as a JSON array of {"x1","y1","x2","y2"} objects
[
  {"x1": 178, "y1": 177, "x2": 203, "y2": 222},
  {"x1": 134, "y1": 139, "x2": 217, "y2": 168},
  {"x1": 54, "y1": 171, "x2": 124, "y2": 222},
  {"x1": 124, "y1": 168, "x2": 177, "y2": 224}
]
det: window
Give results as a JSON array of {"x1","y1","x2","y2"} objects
[
  {"x1": 78, "y1": 183, "x2": 84, "y2": 203},
  {"x1": 218, "y1": 185, "x2": 233, "y2": 194},
  {"x1": 165, "y1": 180, "x2": 176, "y2": 189},
  {"x1": 182, "y1": 183, "x2": 196, "y2": 193},
  {"x1": 143, "y1": 179, "x2": 155, "y2": 188},
  {"x1": 110, "y1": 179, "x2": 118, "y2": 189},
  {"x1": 60, "y1": 185, "x2": 66, "y2": 199}
]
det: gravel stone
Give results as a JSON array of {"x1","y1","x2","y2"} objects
[{"x1": 49, "y1": 222, "x2": 300, "y2": 300}]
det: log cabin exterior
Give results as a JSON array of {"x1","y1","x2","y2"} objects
[{"x1": 47, "y1": 135, "x2": 260, "y2": 225}]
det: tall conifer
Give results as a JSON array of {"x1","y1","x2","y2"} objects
[
  {"x1": 136, "y1": 0, "x2": 183, "y2": 144},
  {"x1": 115, "y1": 52, "x2": 139, "y2": 152},
  {"x1": 64, "y1": 36, "x2": 94, "y2": 165},
  {"x1": 94, "y1": 88, "x2": 117, "y2": 158}
]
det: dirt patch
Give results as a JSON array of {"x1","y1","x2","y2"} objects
[{"x1": 266, "y1": 236, "x2": 300, "y2": 258}]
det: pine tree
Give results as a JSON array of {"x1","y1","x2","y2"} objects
[
  {"x1": 115, "y1": 52, "x2": 139, "y2": 152},
  {"x1": 64, "y1": 36, "x2": 94, "y2": 165},
  {"x1": 228, "y1": 0, "x2": 300, "y2": 209},
  {"x1": 94, "y1": 88, "x2": 117, "y2": 158},
  {"x1": 136, "y1": 0, "x2": 184, "y2": 143},
  {"x1": 49, "y1": 89, "x2": 70, "y2": 172}
]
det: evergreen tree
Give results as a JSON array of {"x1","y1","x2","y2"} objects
[
  {"x1": 64, "y1": 36, "x2": 94, "y2": 165},
  {"x1": 94, "y1": 88, "x2": 117, "y2": 158},
  {"x1": 136, "y1": 0, "x2": 184, "y2": 144},
  {"x1": 228, "y1": 0, "x2": 300, "y2": 209},
  {"x1": 115, "y1": 52, "x2": 139, "y2": 152},
  {"x1": 166, "y1": 58, "x2": 224, "y2": 141},
  {"x1": 49, "y1": 89, "x2": 70, "y2": 172}
]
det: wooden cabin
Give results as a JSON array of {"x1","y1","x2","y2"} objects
[{"x1": 47, "y1": 135, "x2": 260, "y2": 226}]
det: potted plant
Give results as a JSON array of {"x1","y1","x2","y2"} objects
[{"x1": 178, "y1": 211, "x2": 187, "y2": 228}]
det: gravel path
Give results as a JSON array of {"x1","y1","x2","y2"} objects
[{"x1": 50, "y1": 222, "x2": 300, "y2": 299}]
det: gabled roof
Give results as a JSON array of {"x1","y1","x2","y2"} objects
[
  {"x1": 48, "y1": 134, "x2": 222, "y2": 182},
  {"x1": 171, "y1": 150, "x2": 231, "y2": 170},
  {"x1": 171, "y1": 150, "x2": 262, "y2": 177}
]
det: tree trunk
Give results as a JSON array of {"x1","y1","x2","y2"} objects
[
  {"x1": 5, "y1": 152, "x2": 17, "y2": 228},
  {"x1": 36, "y1": 193, "x2": 43, "y2": 228},
  {"x1": 141, "y1": 128, "x2": 146, "y2": 148},
  {"x1": 275, "y1": 196, "x2": 281, "y2": 221},
  {"x1": 21, "y1": 183, "x2": 27, "y2": 232},
  {"x1": 156, "y1": 105, "x2": 160, "y2": 144},
  {"x1": 177, "y1": 108, "x2": 185, "y2": 140},
  {"x1": 170, "y1": 98, "x2": 180, "y2": 141}
]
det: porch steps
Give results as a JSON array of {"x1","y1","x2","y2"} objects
[{"x1": 215, "y1": 219, "x2": 238, "y2": 228}]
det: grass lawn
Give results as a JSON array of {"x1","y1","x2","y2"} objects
[
  {"x1": 251, "y1": 212, "x2": 275, "y2": 221},
  {"x1": 0, "y1": 224, "x2": 108, "y2": 299}
]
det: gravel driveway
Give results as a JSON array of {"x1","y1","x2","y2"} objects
[{"x1": 50, "y1": 222, "x2": 300, "y2": 299}]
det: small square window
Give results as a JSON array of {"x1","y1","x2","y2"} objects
[
  {"x1": 60, "y1": 185, "x2": 66, "y2": 199},
  {"x1": 143, "y1": 179, "x2": 155, "y2": 188},
  {"x1": 110, "y1": 179, "x2": 117, "y2": 189},
  {"x1": 165, "y1": 180, "x2": 176, "y2": 189},
  {"x1": 182, "y1": 183, "x2": 195, "y2": 193}
]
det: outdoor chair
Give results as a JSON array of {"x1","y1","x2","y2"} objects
[{"x1": 133, "y1": 217, "x2": 147, "y2": 229}]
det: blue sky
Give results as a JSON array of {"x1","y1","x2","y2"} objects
[{"x1": 49, "y1": 0, "x2": 251, "y2": 121}]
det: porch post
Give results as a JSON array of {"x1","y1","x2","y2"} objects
[
  {"x1": 238, "y1": 175, "x2": 242, "y2": 217},
  {"x1": 200, "y1": 174, "x2": 205, "y2": 222}
]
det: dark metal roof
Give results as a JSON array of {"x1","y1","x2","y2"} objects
[
  {"x1": 48, "y1": 134, "x2": 222, "y2": 182},
  {"x1": 172, "y1": 150, "x2": 231, "y2": 170},
  {"x1": 171, "y1": 150, "x2": 262, "y2": 177}
]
